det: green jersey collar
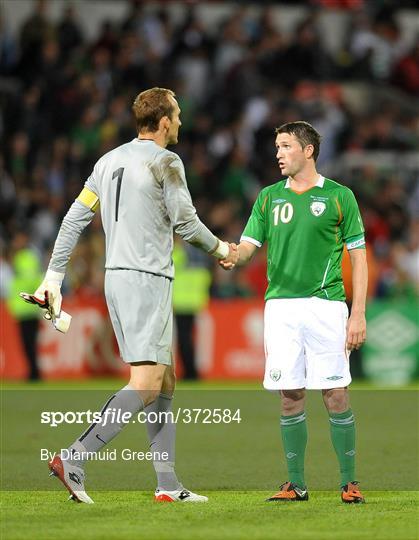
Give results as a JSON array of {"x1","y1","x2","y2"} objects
[{"x1": 285, "y1": 175, "x2": 325, "y2": 189}]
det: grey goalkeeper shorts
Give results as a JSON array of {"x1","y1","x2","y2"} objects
[{"x1": 104, "y1": 269, "x2": 173, "y2": 365}]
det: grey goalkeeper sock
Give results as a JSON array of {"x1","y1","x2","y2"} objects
[
  {"x1": 66, "y1": 385, "x2": 144, "y2": 467},
  {"x1": 145, "y1": 393, "x2": 182, "y2": 491}
]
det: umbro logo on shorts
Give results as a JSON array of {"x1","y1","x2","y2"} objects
[
  {"x1": 326, "y1": 375, "x2": 343, "y2": 381},
  {"x1": 270, "y1": 369, "x2": 281, "y2": 382}
]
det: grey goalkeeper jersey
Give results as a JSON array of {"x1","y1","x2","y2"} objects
[{"x1": 49, "y1": 139, "x2": 218, "y2": 278}]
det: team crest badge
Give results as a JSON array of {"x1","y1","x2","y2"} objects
[
  {"x1": 270, "y1": 369, "x2": 281, "y2": 382},
  {"x1": 310, "y1": 201, "x2": 326, "y2": 216}
]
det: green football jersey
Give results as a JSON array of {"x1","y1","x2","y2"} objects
[{"x1": 241, "y1": 176, "x2": 365, "y2": 301}]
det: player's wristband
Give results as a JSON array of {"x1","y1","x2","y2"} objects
[
  {"x1": 210, "y1": 239, "x2": 230, "y2": 259},
  {"x1": 45, "y1": 269, "x2": 65, "y2": 285}
]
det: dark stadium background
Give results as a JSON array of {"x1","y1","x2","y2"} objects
[
  {"x1": 1, "y1": 0, "x2": 418, "y2": 384},
  {"x1": 1, "y1": 4, "x2": 418, "y2": 540}
]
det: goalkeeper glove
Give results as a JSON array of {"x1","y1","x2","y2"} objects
[
  {"x1": 20, "y1": 270, "x2": 72, "y2": 333},
  {"x1": 34, "y1": 270, "x2": 64, "y2": 317}
]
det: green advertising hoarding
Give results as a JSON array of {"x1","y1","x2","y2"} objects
[{"x1": 364, "y1": 300, "x2": 419, "y2": 385}]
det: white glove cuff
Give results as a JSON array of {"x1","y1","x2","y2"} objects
[
  {"x1": 54, "y1": 311, "x2": 72, "y2": 333},
  {"x1": 45, "y1": 269, "x2": 65, "y2": 284},
  {"x1": 212, "y1": 240, "x2": 230, "y2": 260}
]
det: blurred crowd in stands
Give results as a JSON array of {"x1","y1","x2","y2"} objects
[{"x1": 1, "y1": 0, "x2": 418, "y2": 303}]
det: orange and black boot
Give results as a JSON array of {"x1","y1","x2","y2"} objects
[
  {"x1": 341, "y1": 481, "x2": 365, "y2": 503},
  {"x1": 267, "y1": 482, "x2": 308, "y2": 502}
]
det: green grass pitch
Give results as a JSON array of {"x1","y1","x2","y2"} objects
[
  {"x1": 1, "y1": 379, "x2": 418, "y2": 540},
  {"x1": 1, "y1": 491, "x2": 417, "y2": 540}
]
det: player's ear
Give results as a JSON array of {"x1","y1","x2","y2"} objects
[
  {"x1": 305, "y1": 144, "x2": 314, "y2": 159},
  {"x1": 160, "y1": 115, "x2": 170, "y2": 132}
]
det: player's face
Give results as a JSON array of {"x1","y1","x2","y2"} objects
[
  {"x1": 166, "y1": 97, "x2": 182, "y2": 145},
  {"x1": 275, "y1": 133, "x2": 307, "y2": 177}
]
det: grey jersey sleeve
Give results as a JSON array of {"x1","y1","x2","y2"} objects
[
  {"x1": 162, "y1": 155, "x2": 218, "y2": 253},
  {"x1": 84, "y1": 167, "x2": 99, "y2": 195},
  {"x1": 48, "y1": 200, "x2": 95, "y2": 273}
]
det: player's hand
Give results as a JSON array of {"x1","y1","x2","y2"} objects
[
  {"x1": 32, "y1": 270, "x2": 64, "y2": 320},
  {"x1": 20, "y1": 270, "x2": 72, "y2": 333},
  {"x1": 346, "y1": 311, "x2": 366, "y2": 351},
  {"x1": 219, "y1": 243, "x2": 239, "y2": 271}
]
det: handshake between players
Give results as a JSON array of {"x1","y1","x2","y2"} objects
[{"x1": 20, "y1": 239, "x2": 239, "y2": 334}]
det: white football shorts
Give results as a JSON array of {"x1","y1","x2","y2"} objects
[
  {"x1": 263, "y1": 297, "x2": 351, "y2": 390},
  {"x1": 105, "y1": 269, "x2": 173, "y2": 364}
]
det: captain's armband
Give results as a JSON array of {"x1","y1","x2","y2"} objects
[
  {"x1": 77, "y1": 188, "x2": 100, "y2": 212},
  {"x1": 346, "y1": 234, "x2": 366, "y2": 250}
]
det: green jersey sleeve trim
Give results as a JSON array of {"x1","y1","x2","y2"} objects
[
  {"x1": 240, "y1": 235, "x2": 262, "y2": 248},
  {"x1": 346, "y1": 233, "x2": 366, "y2": 250},
  {"x1": 241, "y1": 189, "x2": 267, "y2": 247}
]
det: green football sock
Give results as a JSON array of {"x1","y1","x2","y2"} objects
[
  {"x1": 280, "y1": 412, "x2": 307, "y2": 489},
  {"x1": 329, "y1": 409, "x2": 356, "y2": 486}
]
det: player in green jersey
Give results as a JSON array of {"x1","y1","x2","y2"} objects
[{"x1": 221, "y1": 121, "x2": 367, "y2": 503}]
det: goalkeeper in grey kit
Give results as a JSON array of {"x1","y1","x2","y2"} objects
[{"x1": 28, "y1": 88, "x2": 238, "y2": 503}]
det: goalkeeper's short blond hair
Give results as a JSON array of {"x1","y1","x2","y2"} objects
[{"x1": 132, "y1": 88, "x2": 176, "y2": 134}]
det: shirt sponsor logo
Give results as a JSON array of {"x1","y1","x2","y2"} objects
[{"x1": 310, "y1": 201, "x2": 326, "y2": 216}]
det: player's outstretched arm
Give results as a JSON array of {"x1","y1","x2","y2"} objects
[{"x1": 346, "y1": 248, "x2": 368, "y2": 351}]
